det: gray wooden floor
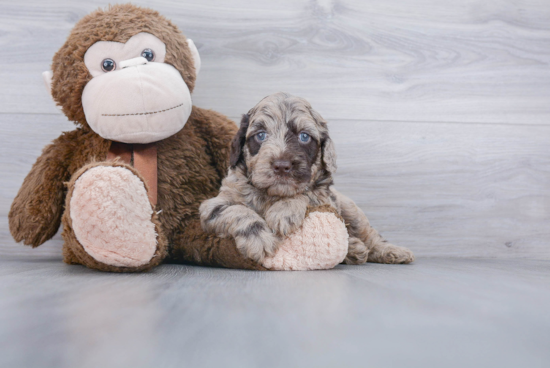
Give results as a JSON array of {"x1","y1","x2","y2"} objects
[
  {"x1": 1, "y1": 257, "x2": 549, "y2": 368},
  {"x1": 1, "y1": 1, "x2": 550, "y2": 367}
]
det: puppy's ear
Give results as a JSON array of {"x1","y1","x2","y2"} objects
[
  {"x1": 309, "y1": 107, "x2": 337, "y2": 174},
  {"x1": 321, "y1": 133, "x2": 337, "y2": 174},
  {"x1": 230, "y1": 114, "x2": 250, "y2": 168}
]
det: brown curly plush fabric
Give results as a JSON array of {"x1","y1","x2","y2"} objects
[{"x1": 9, "y1": 4, "x2": 265, "y2": 272}]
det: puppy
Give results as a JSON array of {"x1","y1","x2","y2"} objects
[{"x1": 200, "y1": 92, "x2": 414, "y2": 265}]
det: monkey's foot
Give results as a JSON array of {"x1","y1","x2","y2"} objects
[
  {"x1": 262, "y1": 205, "x2": 348, "y2": 271},
  {"x1": 62, "y1": 162, "x2": 167, "y2": 272}
]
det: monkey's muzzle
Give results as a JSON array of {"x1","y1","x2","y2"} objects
[{"x1": 82, "y1": 62, "x2": 192, "y2": 144}]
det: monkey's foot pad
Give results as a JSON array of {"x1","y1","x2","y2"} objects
[
  {"x1": 262, "y1": 207, "x2": 349, "y2": 271},
  {"x1": 70, "y1": 166, "x2": 157, "y2": 268}
]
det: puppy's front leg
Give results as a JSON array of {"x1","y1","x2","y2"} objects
[
  {"x1": 200, "y1": 197, "x2": 279, "y2": 262},
  {"x1": 264, "y1": 196, "x2": 309, "y2": 237}
]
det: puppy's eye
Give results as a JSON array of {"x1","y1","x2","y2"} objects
[
  {"x1": 101, "y1": 58, "x2": 116, "y2": 72},
  {"x1": 141, "y1": 48, "x2": 155, "y2": 62},
  {"x1": 255, "y1": 132, "x2": 267, "y2": 142},
  {"x1": 299, "y1": 132, "x2": 311, "y2": 143}
]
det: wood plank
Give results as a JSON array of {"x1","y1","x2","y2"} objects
[
  {"x1": 2, "y1": 113, "x2": 549, "y2": 259},
  {"x1": 1, "y1": 0, "x2": 550, "y2": 123},
  {"x1": 330, "y1": 119, "x2": 550, "y2": 259},
  {"x1": 0, "y1": 258, "x2": 549, "y2": 367}
]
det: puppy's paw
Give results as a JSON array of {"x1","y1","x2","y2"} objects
[
  {"x1": 377, "y1": 244, "x2": 415, "y2": 264},
  {"x1": 265, "y1": 202, "x2": 307, "y2": 237},
  {"x1": 266, "y1": 214, "x2": 305, "y2": 237},
  {"x1": 234, "y1": 222, "x2": 280, "y2": 262},
  {"x1": 344, "y1": 237, "x2": 369, "y2": 265}
]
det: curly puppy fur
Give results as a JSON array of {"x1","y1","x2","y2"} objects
[
  {"x1": 200, "y1": 92, "x2": 415, "y2": 265},
  {"x1": 9, "y1": 4, "x2": 264, "y2": 272}
]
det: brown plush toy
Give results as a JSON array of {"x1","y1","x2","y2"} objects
[{"x1": 8, "y1": 4, "x2": 265, "y2": 272}]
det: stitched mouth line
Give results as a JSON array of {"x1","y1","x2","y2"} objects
[{"x1": 101, "y1": 103, "x2": 184, "y2": 117}]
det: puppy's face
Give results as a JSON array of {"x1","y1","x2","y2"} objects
[{"x1": 230, "y1": 92, "x2": 337, "y2": 197}]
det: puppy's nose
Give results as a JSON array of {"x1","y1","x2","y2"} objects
[{"x1": 272, "y1": 160, "x2": 292, "y2": 174}]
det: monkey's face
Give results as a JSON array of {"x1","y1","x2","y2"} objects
[
  {"x1": 45, "y1": 4, "x2": 201, "y2": 142},
  {"x1": 81, "y1": 32, "x2": 193, "y2": 144}
]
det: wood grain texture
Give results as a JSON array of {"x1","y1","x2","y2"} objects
[
  {"x1": 2, "y1": 113, "x2": 549, "y2": 259},
  {"x1": 0, "y1": 0, "x2": 550, "y2": 123},
  {"x1": 1, "y1": 3, "x2": 549, "y2": 366},
  {"x1": 330, "y1": 119, "x2": 550, "y2": 259},
  {"x1": 1, "y1": 258, "x2": 549, "y2": 368},
  {"x1": 0, "y1": 0, "x2": 549, "y2": 259}
]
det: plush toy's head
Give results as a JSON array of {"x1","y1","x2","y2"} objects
[{"x1": 44, "y1": 4, "x2": 201, "y2": 143}]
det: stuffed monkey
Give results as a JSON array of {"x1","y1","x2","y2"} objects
[
  {"x1": 8, "y1": 4, "x2": 265, "y2": 272},
  {"x1": 10, "y1": 4, "x2": 352, "y2": 272}
]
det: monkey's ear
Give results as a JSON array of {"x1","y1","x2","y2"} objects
[
  {"x1": 186, "y1": 39, "x2": 201, "y2": 76},
  {"x1": 230, "y1": 114, "x2": 250, "y2": 168},
  {"x1": 42, "y1": 71, "x2": 53, "y2": 97},
  {"x1": 42, "y1": 71, "x2": 63, "y2": 110}
]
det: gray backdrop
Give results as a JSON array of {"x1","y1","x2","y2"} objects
[{"x1": 1, "y1": 0, "x2": 549, "y2": 259}]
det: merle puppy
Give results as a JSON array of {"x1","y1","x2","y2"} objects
[{"x1": 200, "y1": 92, "x2": 414, "y2": 265}]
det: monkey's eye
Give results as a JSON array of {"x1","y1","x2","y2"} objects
[
  {"x1": 255, "y1": 132, "x2": 267, "y2": 142},
  {"x1": 299, "y1": 132, "x2": 311, "y2": 143},
  {"x1": 141, "y1": 48, "x2": 155, "y2": 62},
  {"x1": 101, "y1": 58, "x2": 116, "y2": 72}
]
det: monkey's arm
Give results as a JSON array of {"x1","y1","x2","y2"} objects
[
  {"x1": 199, "y1": 190, "x2": 279, "y2": 262},
  {"x1": 9, "y1": 133, "x2": 76, "y2": 247},
  {"x1": 170, "y1": 219, "x2": 268, "y2": 270}
]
